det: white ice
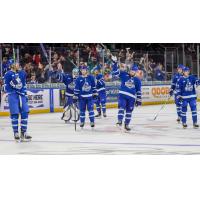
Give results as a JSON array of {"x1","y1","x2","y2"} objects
[{"x1": 1, "y1": 104, "x2": 200, "y2": 155}]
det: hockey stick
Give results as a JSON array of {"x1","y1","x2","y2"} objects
[
  {"x1": 152, "y1": 96, "x2": 171, "y2": 121},
  {"x1": 12, "y1": 44, "x2": 16, "y2": 64},
  {"x1": 100, "y1": 43, "x2": 115, "y2": 61},
  {"x1": 74, "y1": 103, "x2": 77, "y2": 131}
]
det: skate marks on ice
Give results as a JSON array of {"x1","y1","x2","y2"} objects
[
  {"x1": 1, "y1": 104, "x2": 200, "y2": 154},
  {"x1": 5, "y1": 140, "x2": 200, "y2": 155}
]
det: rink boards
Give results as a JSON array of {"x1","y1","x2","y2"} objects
[{"x1": 1, "y1": 84, "x2": 199, "y2": 116}]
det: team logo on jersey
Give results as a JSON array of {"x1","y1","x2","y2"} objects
[
  {"x1": 10, "y1": 74, "x2": 23, "y2": 90},
  {"x1": 185, "y1": 80, "x2": 193, "y2": 92},
  {"x1": 82, "y1": 81, "x2": 91, "y2": 92},
  {"x1": 125, "y1": 79, "x2": 135, "y2": 89},
  {"x1": 68, "y1": 82, "x2": 75, "y2": 90}
]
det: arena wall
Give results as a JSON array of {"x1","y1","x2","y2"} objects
[{"x1": 0, "y1": 83, "x2": 194, "y2": 116}]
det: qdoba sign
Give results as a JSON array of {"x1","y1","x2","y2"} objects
[{"x1": 141, "y1": 85, "x2": 171, "y2": 102}]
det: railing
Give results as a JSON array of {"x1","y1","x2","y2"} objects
[
  {"x1": 24, "y1": 81, "x2": 171, "y2": 90},
  {"x1": 0, "y1": 44, "x2": 193, "y2": 82}
]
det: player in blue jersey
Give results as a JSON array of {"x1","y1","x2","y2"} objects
[
  {"x1": 176, "y1": 66, "x2": 200, "y2": 129},
  {"x1": 92, "y1": 66, "x2": 107, "y2": 118},
  {"x1": 73, "y1": 65, "x2": 98, "y2": 128},
  {"x1": 169, "y1": 64, "x2": 184, "y2": 123},
  {"x1": 112, "y1": 62, "x2": 142, "y2": 132},
  {"x1": 4, "y1": 59, "x2": 31, "y2": 141},
  {"x1": 58, "y1": 68, "x2": 80, "y2": 123}
]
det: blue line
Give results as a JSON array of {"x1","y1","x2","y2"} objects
[{"x1": 49, "y1": 89, "x2": 54, "y2": 113}]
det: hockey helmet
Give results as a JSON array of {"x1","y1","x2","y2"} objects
[
  {"x1": 130, "y1": 64, "x2": 139, "y2": 72},
  {"x1": 183, "y1": 66, "x2": 190, "y2": 72},
  {"x1": 72, "y1": 67, "x2": 79, "y2": 77},
  {"x1": 177, "y1": 64, "x2": 184, "y2": 69}
]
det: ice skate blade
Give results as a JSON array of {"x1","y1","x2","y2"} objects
[
  {"x1": 124, "y1": 130, "x2": 133, "y2": 134},
  {"x1": 193, "y1": 126, "x2": 199, "y2": 129},
  {"x1": 116, "y1": 124, "x2": 122, "y2": 130},
  {"x1": 20, "y1": 138, "x2": 32, "y2": 143},
  {"x1": 95, "y1": 116, "x2": 101, "y2": 119}
]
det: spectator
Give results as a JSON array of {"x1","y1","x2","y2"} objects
[
  {"x1": 118, "y1": 49, "x2": 126, "y2": 63},
  {"x1": 33, "y1": 53, "x2": 41, "y2": 65},
  {"x1": 2, "y1": 57, "x2": 10, "y2": 75},
  {"x1": 36, "y1": 63, "x2": 46, "y2": 83},
  {"x1": 28, "y1": 73, "x2": 38, "y2": 84},
  {"x1": 125, "y1": 48, "x2": 134, "y2": 68},
  {"x1": 0, "y1": 43, "x2": 169, "y2": 83},
  {"x1": 154, "y1": 63, "x2": 165, "y2": 81},
  {"x1": 48, "y1": 62, "x2": 63, "y2": 83}
]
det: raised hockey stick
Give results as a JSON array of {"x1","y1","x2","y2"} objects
[
  {"x1": 12, "y1": 44, "x2": 16, "y2": 63},
  {"x1": 152, "y1": 96, "x2": 171, "y2": 121},
  {"x1": 100, "y1": 43, "x2": 115, "y2": 60}
]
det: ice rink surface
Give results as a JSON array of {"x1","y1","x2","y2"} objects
[{"x1": 1, "y1": 104, "x2": 200, "y2": 155}]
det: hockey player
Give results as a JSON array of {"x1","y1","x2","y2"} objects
[
  {"x1": 58, "y1": 68, "x2": 80, "y2": 122},
  {"x1": 112, "y1": 62, "x2": 142, "y2": 132},
  {"x1": 4, "y1": 59, "x2": 32, "y2": 141},
  {"x1": 176, "y1": 66, "x2": 200, "y2": 129},
  {"x1": 169, "y1": 64, "x2": 184, "y2": 123},
  {"x1": 92, "y1": 66, "x2": 107, "y2": 118},
  {"x1": 73, "y1": 65, "x2": 98, "y2": 128}
]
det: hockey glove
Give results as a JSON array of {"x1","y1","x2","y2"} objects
[
  {"x1": 25, "y1": 93, "x2": 29, "y2": 103},
  {"x1": 93, "y1": 93, "x2": 98, "y2": 100},
  {"x1": 169, "y1": 89, "x2": 174, "y2": 96},
  {"x1": 135, "y1": 100, "x2": 142, "y2": 107},
  {"x1": 195, "y1": 79, "x2": 200, "y2": 86},
  {"x1": 111, "y1": 55, "x2": 118, "y2": 63},
  {"x1": 176, "y1": 95, "x2": 183, "y2": 104}
]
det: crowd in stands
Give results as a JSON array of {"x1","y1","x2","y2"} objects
[{"x1": 0, "y1": 43, "x2": 168, "y2": 84}]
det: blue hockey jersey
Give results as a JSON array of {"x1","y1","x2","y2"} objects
[
  {"x1": 58, "y1": 73, "x2": 75, "y2": 97},
  {"x1": 4, "y1": 70, "x2": 27, "y2": 95},
  {"x1": 74, "y1": 75, "x2": 97, "y2": 98},
  {"x1": 95, "y1": 73, "x2": 106, "y2": 93},
  {"x1": 177, "y1": 75, "x2": 200, "y2": 100},
  {"x1": 154, "y1": 69, "x2": 165, "y2": 81},
  {"x1": 170, "y1": 72, "x2": 182, "y2": 95},
  {"x1": 112, "y1": 62, "x2": 142, "y2": 100}
]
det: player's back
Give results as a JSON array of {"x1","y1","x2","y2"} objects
[{"x1": 63, "y1": 74, "x2": 75, "y2": 96}]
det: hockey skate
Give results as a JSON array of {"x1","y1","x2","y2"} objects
[
  {"x1": 182, "y1": 123, "x2": 188, "y2": 129},
  {"x1": 90, "y1": 122, "x2": 95, "y2": 130},
  {"x1": 103, "y1": 112, "x2": 107, "y2": 117},
  {"x1": 14, "y1": 133, "x2": 20, "y2": 142},
  {"x1": 95, "y1": 113, "x2": 101, "y2": 118},
  {"x1": 20, "y1": 131, "x2": 32, "y2": 142},
  {"x1": 80, "y1": 122, "x2": 85, "y2": 129},
  {"x1": 176, "y1": 117, "x2": 181, "y2": 123},
  {"x1": 193, "y1": 123, "x2": 199, "y2": 129},
  {"x1": 124, "y1": 124, "x2": 131, "y2": 132},
  {"x1": 116, "y1": 121, "x2": 122, "y2": 130}
]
